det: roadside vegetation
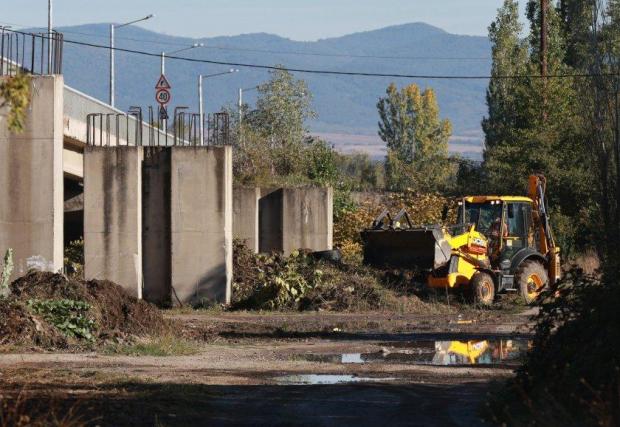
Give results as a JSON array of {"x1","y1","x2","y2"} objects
[{"x1": 481, "y1": 1, "x2": 620, "y2": 424}]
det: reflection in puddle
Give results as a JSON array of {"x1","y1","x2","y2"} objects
[
  {"x1": 275, "y1": 374, "x2": 397, "y2": 385},
  {"x1": 298, "y1": 339, "x2": 531, "y2": 366}
]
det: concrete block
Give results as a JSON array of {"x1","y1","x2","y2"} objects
[
  {"x1": 83, "y1": 146, "x2": 143, "y2": 298},
  {"x1": 142, "y1": 147, "x2": 171, "y2": 305},
  {"x1": 233, "y1": 187, "x2": 260, "y2": 253},
  {"x1": 259, "y1": 187, "x2": 333, "y2": 255},
  {"x1": 0, "y1": 75, "x2": 64, "y2": 279},
  {"x1": 170, "y1": 146, "x2": 232, "y2": 305}
]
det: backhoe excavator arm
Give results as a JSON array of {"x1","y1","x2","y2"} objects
[{"x1": 528, "y1": 175, "x2": 561, "y2": 284}]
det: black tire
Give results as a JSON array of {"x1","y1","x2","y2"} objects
[
  {"x1": 310, "y1": 249, "x2": 342, "y2": 263},
  {"x1": 471, "y1": 271, "x2": 495, "y2": 306},
  {"x1": 516, "y1": 260, "x2": 548, "y2": 305}
]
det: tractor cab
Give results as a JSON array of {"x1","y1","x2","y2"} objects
[{"x1": 456, "y1": 196, "x2": 539, "y2": 269}]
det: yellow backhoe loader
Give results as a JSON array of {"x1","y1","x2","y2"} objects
[{"x1": 361, "y1": 175, "x2": 561, "y2": 305}]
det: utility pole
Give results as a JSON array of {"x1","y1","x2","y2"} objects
[
  {"x1": 540, "y1": 0, "x2": 548, "y2": 121},
  {"x1": 540, "y1": 0, "x2": 548, "y2": 79},
  {"x1": 48, "y1": 0, "x2": 52, "y2": 72}
]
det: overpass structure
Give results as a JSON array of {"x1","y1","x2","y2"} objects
[
  {"x1": 1, "y1": 69, "x2": 234, "y2": 306},
  {"x1": 1, "y1": 30, "x2": 333, "y2": 307}
]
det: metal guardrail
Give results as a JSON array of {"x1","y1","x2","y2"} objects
[
  {"x1": 0, "y1": 28, "x2": 63, "y2": 76},
  {"x1": 86, "y1": 107, "x2": 231, "y2": 147}
]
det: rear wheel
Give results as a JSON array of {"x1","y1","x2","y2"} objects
[
  {"x1": 516, "y1": 260, "x2": 548, "y2": 304},
  {"x1": 471, "y1": 272, "x2": 495, "y2": 306}
]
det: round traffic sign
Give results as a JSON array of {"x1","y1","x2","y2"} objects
[{"x1": 156, "y1": 88, "x2": 171, "y2": 105}]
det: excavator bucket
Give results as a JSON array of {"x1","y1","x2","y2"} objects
[{"x1": 361, "y1": 219, "x2": 452, "y2": 271}]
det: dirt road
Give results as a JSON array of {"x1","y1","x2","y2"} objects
[{"x1": 0, "y1": 310, "x2": 535, "y2": 426}]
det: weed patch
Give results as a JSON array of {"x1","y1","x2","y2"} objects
[
  {"x1": 104, "y1": 335, "x2": 200, "y2": 357},
  {"x1": 26, "y1": 299, "x2": 95, "y2": 341}
]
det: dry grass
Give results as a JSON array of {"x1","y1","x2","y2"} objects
[
  {"x1": 0, "y1": 387, "x2": 89, "y2": 427},
  {"x1": 104, "y1": 334, "x2": 201, "y2": 357}
]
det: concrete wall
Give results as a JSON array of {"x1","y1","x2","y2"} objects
[
  {"x1": 170, "y1": 146, "x2": 232, "y2": 305},
  {"x1": 281, "y1": 187, "x2": 333, "y2": 255},
  {"x1": 83, "y1": 146, "x2": 143, "y2": 298},
  {"x1": 0, "y1": 75, "x2": 64, "y2": 278},
  {"x1": 258, "y1": 187, "x2": 333, "y2": 255},
  {"x1": 142, "y1": 147, "x2": 171, "y2": 306},
  {"x1": 233, "y1": 187, "x2": 260, "y2": 253}
]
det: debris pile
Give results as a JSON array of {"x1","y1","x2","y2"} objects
[
  {"x1": 232, "y1": 241, "x2": 435, "y2": 312},
  {"x1": 0, "y1": 272, "x2": 167, "y2": 348}
]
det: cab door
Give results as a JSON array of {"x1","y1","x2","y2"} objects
[{"x1": 501, "y1": 202, "x2": 533, "y2": 261}]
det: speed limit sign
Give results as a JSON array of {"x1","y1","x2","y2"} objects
[{"x1": 156, "y1": 88, "x2": 171, "y2": 106}]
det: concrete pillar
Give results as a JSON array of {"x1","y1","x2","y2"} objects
[
  {"x1": 142, "y1": 147, "x2": 171, "y2": 306},
  {"x1": 83, "y1": 146, "x2": 143, "y2": 298},
  {"x1": 259, "y1": 187, "x2": 333, "y2": 256},
  {"x1": 170, "y1": 146, "x2": 232, "y2": 305},
  {"x1": 233, "y1": 187, "x2": 260, "y2": 253},
  {"x1": 0, "y1": 75, "x2": 64, "y2": 278}
]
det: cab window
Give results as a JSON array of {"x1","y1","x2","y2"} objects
[{"x1": 457, "y1": 201, "x2": 502, "y2": 236}]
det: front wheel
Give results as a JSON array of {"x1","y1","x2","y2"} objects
[
  {"x1": 516, "y1": 260, "x2": 548, "y2": 305},
  {"x1": 471, "y1": 271, "x2": 495, "y2": 306}
]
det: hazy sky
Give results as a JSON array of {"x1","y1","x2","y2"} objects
[{"x1": 4, "y1": 0, "x2": 528, "y2": 40}]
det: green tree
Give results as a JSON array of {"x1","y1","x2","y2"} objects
[
  {"x1": 377, "y1": 83, "x2": 453, "y2": 192},
  {"x1": 247, "y1": 67, "x2": 316, "y2": 175},
  {"x1": 483, "y1": 0, "x2": 593, "y2": 254},
  {"x1": 482, "y1": 0, "x2": 528, "y2": 162}
]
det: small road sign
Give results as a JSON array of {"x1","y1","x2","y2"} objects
[
  {"x1": 155, "y1": 74, "x2": 171, "y2": 90},
  {"x1": 159, "y1": 105, "x2": 169, "y2": 121},
  {"x1": 156, "y1": 88, "x2": 171, "y2": 106}
]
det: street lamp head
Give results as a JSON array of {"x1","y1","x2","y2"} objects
[{"x1": 146, "y1": 14, "x2": 155, "y2": 19}]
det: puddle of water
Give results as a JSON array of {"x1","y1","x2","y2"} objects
[
  {"x1": 275, "y1": 374, "x2": 397, "y2": 385},
  {"x1": 296, "y1": 339, "x2": 531, "y2": 367}
]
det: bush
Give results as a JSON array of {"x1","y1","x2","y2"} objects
[
  {"x1": 26, "y1": 299, "x2": 95, "y2": 341},
  {"x1": 487, "y1": 270, "x2": 620, "y2": 426},
  {"x1": 64, "y1": 239, "x2": 84, "y2": 278},
  {"x1": 231, "y1": 241, "x2": 437, "y2": 312},
  {"x1": 333, "y1": 191, "x2": 452, "y2": 262}
]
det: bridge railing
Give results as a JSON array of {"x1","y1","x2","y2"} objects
[
  {"x1": 85, "y1": 107, "x2": 231, "y2": 147},
  {"x1": 0, "y1": 28, "x2": 63, "y2": 76}
]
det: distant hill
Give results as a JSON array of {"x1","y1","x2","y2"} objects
[{"x1": 35, "y1": 23, "x2": 491, "y2": 158}]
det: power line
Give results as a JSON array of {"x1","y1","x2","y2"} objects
[
  {"x1": 0, "y1": 20, "x2": 492, "y2": 62},
  {"x1": 4, "y1": 29, "x2": 619, "y2": 80}
]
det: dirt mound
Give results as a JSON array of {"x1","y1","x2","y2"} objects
[
  {"x1": 5, "y1": 272, "x2": 167, "y2": 345},
  {"x1": 0, "y1": 301, "x2": 67, "y2": 348}
]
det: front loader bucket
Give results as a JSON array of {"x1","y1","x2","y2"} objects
[{"x1": 360, "y1": 226, "x2": 452, "y2": 271}]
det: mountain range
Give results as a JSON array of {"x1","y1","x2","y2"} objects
[{"x1": 34, "y1": 22, "x2": 491, "y2": 158}]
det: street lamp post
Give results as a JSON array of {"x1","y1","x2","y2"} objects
[
  {"x1": 161, "y1": 43, "x2": 204, "y2": 75},
  {"x1": 198, "y1": 69, "x2": 239, "y2": 144},
  {"x1": 159, "y1": 43, "x2": 203, "y2": 130},
  {"x1": 109, "y1": 14, "x2": 154, "y2": 107},
  {"x1": 238, "y1": 85, "x2": 259, "y2": 126}
]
